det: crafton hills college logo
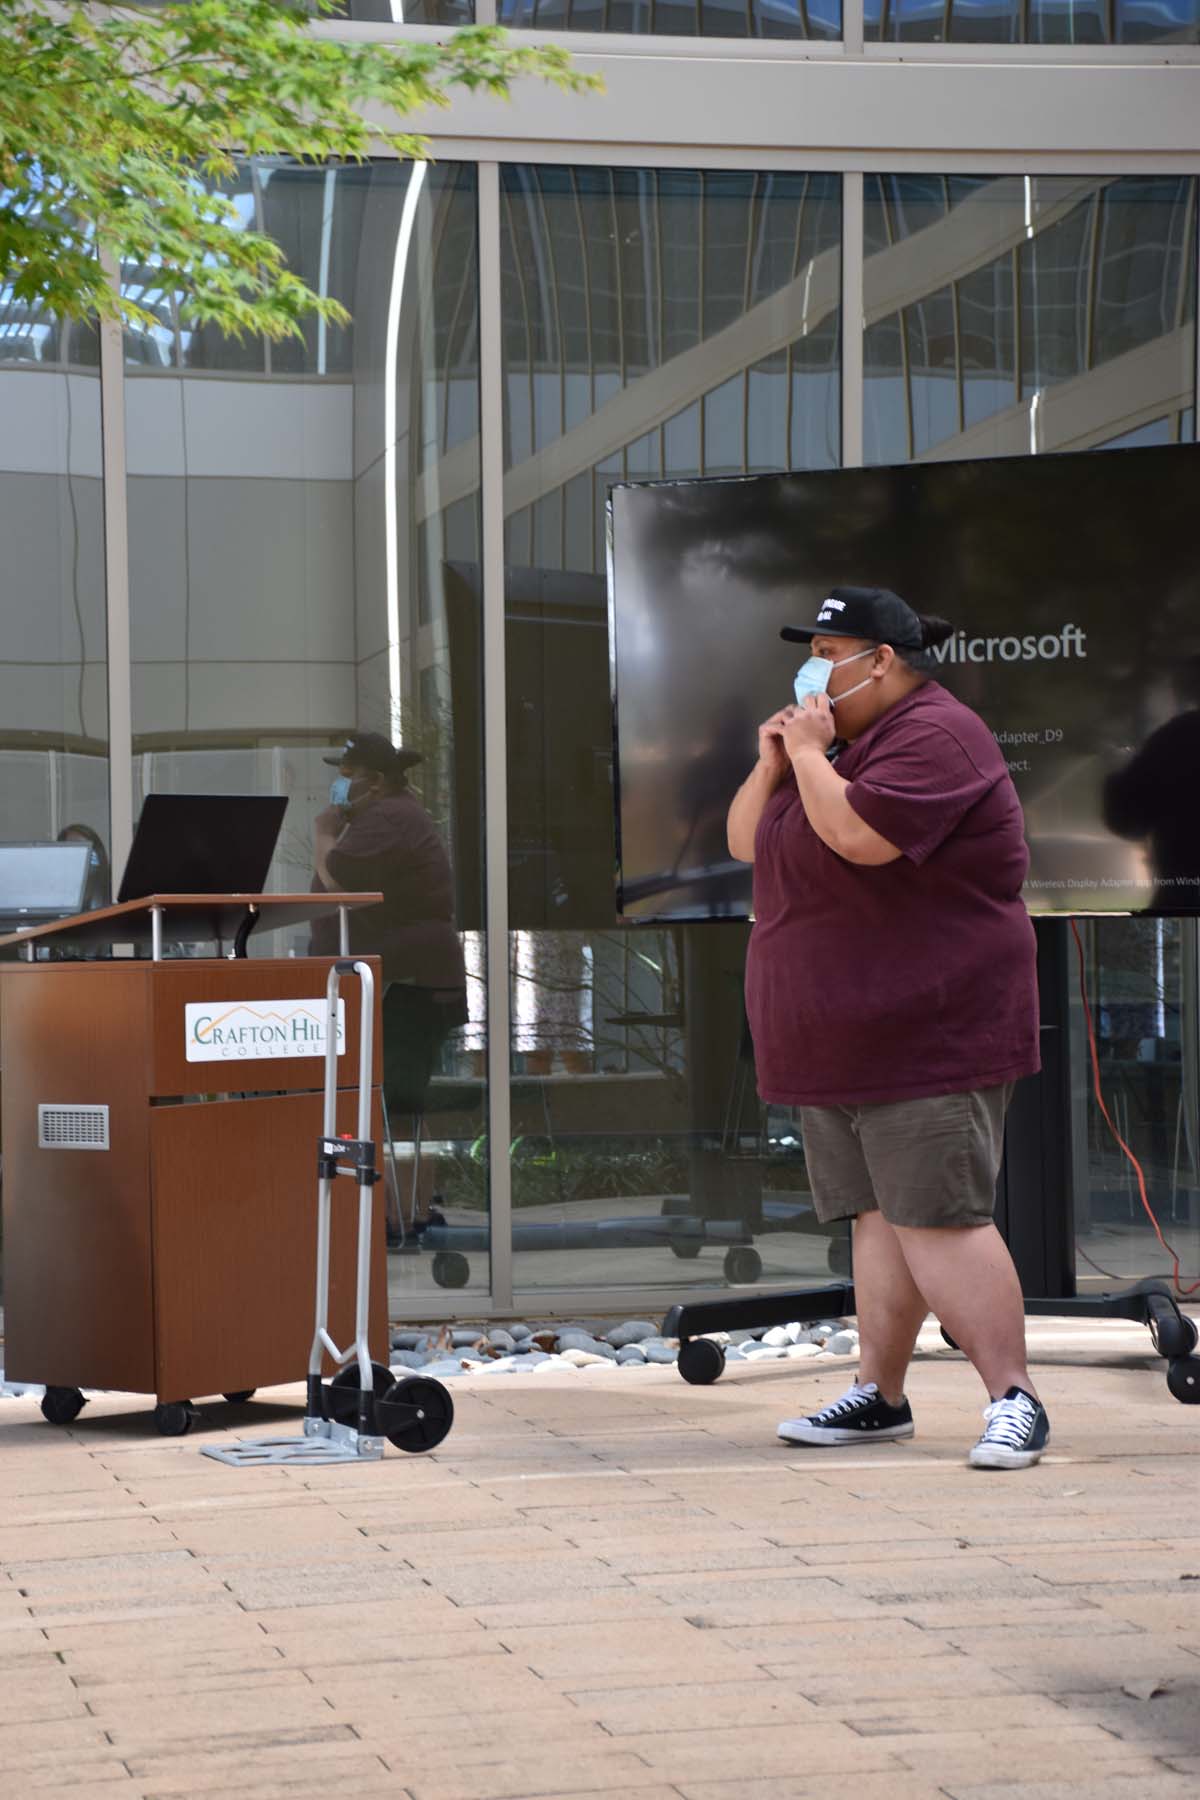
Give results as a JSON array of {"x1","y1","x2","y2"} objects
[{"x1": 184, "y1": 999, "x2": 346, "y2": 1063}]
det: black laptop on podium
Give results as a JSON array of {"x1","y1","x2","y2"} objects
[{"x1": 118, "y1": 794, "x2": 288, "y2": 902}]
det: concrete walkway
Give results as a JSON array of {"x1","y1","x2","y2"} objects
[{"x1": 1, "y1": 1316, "x2": 1198, "y2": 1800}]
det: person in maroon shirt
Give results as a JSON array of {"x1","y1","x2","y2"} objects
[{"x1": 729, "y1": 586, "x2": 1049, "y2": 1470}]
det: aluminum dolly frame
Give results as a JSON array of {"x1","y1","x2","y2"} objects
[{"x1": 204, "y1": 960, "x2": 453, "y2": 1467}]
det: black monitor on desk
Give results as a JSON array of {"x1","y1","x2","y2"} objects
[{"x1": 118, "y1": 794, "x2": 288, "y2": 902}]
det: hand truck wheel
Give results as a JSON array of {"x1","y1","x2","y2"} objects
[
  {"x1": 373, "y1": 1376, "x2": 454, "y2": 1452},
  {"x1": 222, "y1": 1390, "x2": 256, "y2": 1406},
  {"x1": 326, "y1": 1362, "x2": 394, "y2": 1427},
  {"x1": 41, "y1": 1386, "x2": 86, "y2": 1426},
  {"x1": 154, "y1": 1401, "x2": 196, "y2": 1437},
  {"x1": 677, "y1": 1339, "x2": 725, "y2": 1385},
  {"x1": 1166, "y1": 1356, "x2": 1200, "y2": 1404}
]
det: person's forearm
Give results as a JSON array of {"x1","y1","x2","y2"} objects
[
  {"x1": 789, "y1": 746, "x2": 895, "y2": 864},
  {"x1": 727, "y1": 760, "x2": 786, "y2": 862}
]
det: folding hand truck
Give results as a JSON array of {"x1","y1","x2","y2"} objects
[{"x1": 203, "y1": 959, "x2": 454, "y2": 1467}]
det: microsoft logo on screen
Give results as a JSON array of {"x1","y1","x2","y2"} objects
[{"x1": 931, "y1": 625, "x2": 1087, "y2": 664}]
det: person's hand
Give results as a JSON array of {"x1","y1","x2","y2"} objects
[
  {"x1": 757, "y1": 706, "x2": 796, "y2": 778},
  {"x1": 313, "y1": 804, "x2": 345, "y2": 840},
  {"x1": 783, "y1": 694, "x2": 836, "y2": 759}
]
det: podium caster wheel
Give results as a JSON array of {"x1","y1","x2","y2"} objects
[
  {"x1": 670, "y1": 1239, "x2": 702, "y2": 1259},
  {"x1": 327, "y1": 1363, "x2": 393, "y2": 1427},
  {"x1": 432, "y1": 1250, "x2": 470, "y2": 1289},
  {"x1": 374, "y1": 1376, "x2": 454, "y2": 1452},
  {"x1": 1166, "y1": 1356, "x2": 1200, "y2": 1404},
  {"x1": 678, "y1": 1339, "x2": 725, "y2": 1386},
  {"x1": 41, "y1": 1386, "x2": 86, "y2": 1426},
  {"x1": 724, "y1": 1246, "x2": 762, "y2": 1285},
  {"x1": 222, "y1": 1390, "x2": 256, "y2": 1405},
  {"x1": 154, "y1": 1401, "x2": 195, "y2": 1437}
]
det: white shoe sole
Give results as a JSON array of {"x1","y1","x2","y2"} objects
[
  {"x1": 968, "y1": 1444, "x2": 1045, "y2": 1469},
  {"x1": 777, "y1": 1420, "x2": 915, "y2": 1446}
]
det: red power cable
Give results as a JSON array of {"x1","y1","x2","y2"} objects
[{"x1": 1069, "y1": 917, "x2": 1200, "y2": 1298}]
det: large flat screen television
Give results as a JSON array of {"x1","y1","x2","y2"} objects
[{"x1": 607, "y1": 443, "x2": 1200, "y2": 921}]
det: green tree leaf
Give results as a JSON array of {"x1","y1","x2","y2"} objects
[{"x1": 0, "y1": 1, "x2": 600, "y2": 339}]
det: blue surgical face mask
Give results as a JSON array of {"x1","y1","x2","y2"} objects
[
  {"x1": 329, "y1": 775, "x2": 352, "y2": 807},
  {"x1": 793, "y1": 646, "x2": 876, "y2": 708}
]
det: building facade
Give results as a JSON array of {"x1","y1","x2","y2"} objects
[{"x1": 3, "y1": 8, "x2": 1199, "y2": 1316}]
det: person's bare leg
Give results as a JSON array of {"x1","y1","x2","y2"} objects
[
  {"x1": 851, "y1": 1210, "x2": 931, "y2": 1407},
  {"x1": 893, "y1": 1222, "x2": 1036, "y2": 1401}
]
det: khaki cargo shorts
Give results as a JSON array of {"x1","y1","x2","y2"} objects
[{"x1": 798, "y1": 1084, "x2": 1014, "y2": 1230}]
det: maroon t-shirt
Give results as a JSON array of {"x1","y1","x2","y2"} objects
[{"x1": 744, "y1": 681, "x2": 1039, "y2": 1107}]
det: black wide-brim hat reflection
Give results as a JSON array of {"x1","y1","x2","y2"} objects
[{"x1": 323, "y1": 731, "x2": 424, "y2": 772}]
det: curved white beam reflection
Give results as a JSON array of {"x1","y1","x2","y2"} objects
[{"x1": 384, "y1": 157, "x2": 427, "y2": 746}]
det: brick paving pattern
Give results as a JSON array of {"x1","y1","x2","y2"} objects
[{"x1": 0, "y1": 1316, "x2": 1197, "y2": 1799}]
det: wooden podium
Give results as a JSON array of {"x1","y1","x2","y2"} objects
[{"x1": 0, "y1": 894, "x2": 388, "y2": 1430}]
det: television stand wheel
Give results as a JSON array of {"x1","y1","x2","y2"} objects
[
  {"x1": 1166, "y1": 1356, "x2": 1200, "y2": 1404},
  {"x1": 154, "y1": 1401, "x2": 195, "y2": 1437},
  {"x1": 724, "y1": 1246, "x2": 762, "y2": 1284},
  {"x1": 432, "y1": 1250, "x2": 470, "y2": 1289},
  {"x1": 41, "y1": 1386, "x2": 86, "y2": 1426},
  {"x1": 222, "y1": 1390, "x2": 256, "y2": 1405},
  {"x1": 678, "y1": 1339, "x2": 725, "y2": 1386},
  {"x1": 1149, "y1": 1311, "x2": 1199, "y2": 1360},
  {"x1": 670, "y1": 1239, "x2": 702, "y2": 1259}
]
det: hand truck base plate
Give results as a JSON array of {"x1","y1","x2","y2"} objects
[{"x1": 201, "y1": 1417, "x2": 386, "y2": 1467}]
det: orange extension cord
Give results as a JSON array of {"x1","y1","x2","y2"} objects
[{"x1": 1070, "y1": 917, "x2": 1200, "y2": 1298}]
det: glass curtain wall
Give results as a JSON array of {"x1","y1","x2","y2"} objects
[
  {"x1": 499, "y1": 164, "x2": 842, "y2": 1293},
  {"x1": 863, "y1": 171, "x2": 1199, "y2": 1293},
  {"x1": 1073, "y1": 918, "x2": 1200, "y2": 1295},
  {"x1": 121, "y1": 160, "x2": 488, "y2": 1304},
  {"x1": 330, "y1": 3, "x2": 475, "y2": 20},
  {"x1": 498, "y1": 0, "x2": 841, "y2": 35},
  {"x1": 864, "y1": 174, "x2": 1195, "y2": 465},
  {"x1": 866, "y1": 0, "x2": 1200, "y2": 42},
  {"x1": 0, "y1": 293, "x2": 109, "y2": 885}
]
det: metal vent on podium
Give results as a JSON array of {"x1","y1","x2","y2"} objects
[{"x1": 38, "y1": 1104, "x2": 110, "y2": 1150}]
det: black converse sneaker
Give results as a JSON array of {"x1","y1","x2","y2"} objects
[
  {"x1": 777, "y1": 1381, "x2": 914, "y2": 1446},
  {"x1": 968, "y1": 1386, "x2": 1050, "y2": 1470}
]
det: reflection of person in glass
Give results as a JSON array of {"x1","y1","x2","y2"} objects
[
  {"x1": 1102, "y1": 653, "x2": 1200, "y2": 911},
  {"x1": 310, "y1": 733, "x2": 467, "y2": 1241},
  {"x1": 729, "y1": 586, "x2": 1048, "y2": 1470},
  {"x1": 671, "y1": 696, "x2": 755, "y2": 914},
  {"x1": 57, "y1": 822, "x2": 110, "y2": 911}
]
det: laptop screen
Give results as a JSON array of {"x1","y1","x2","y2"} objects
[
  {"x1": 118, "y1": 794, "x2": 288, "y2": 903},
  {"x1": 0, "y1": 843, "x2": 91, "y2": 919}
]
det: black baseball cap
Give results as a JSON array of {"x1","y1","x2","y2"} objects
[
  {"x1": 781, "y1": 586, "x2": 925, "y2": 651},
  {"x1": 323, "y1": 731, "x2": 423, "y2": 773}
]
